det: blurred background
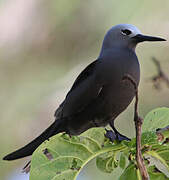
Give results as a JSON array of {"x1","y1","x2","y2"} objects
[{"x1": 0, "y1": 0, "x2": 169, "y2": 179}]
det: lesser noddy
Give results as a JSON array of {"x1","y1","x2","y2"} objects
[{"x1": 3, "y1": 24, "x2": 166, "y2": 161}]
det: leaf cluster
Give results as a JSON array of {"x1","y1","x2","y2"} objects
[{"x1": 29, "y1": 107, "x2": 169, "y2": 180}]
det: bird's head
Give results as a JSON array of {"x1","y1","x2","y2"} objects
[{"x1": 101, "y1": 24, "x2": 166, "y2": 51}]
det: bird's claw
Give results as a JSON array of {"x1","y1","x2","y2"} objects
[
  {"x1": 104, "y1": 129, "x2": 116, "y2": 142},
  {"x1": 104, "y1": 128, "x2": 131, "y2": 143},
  {"x1": 115, "y1": 133, "x2": 131, "y2": 141}
]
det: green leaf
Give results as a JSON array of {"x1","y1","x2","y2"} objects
[
  {"x1": 96, "y1": 153, "x2": 114, "y2": 173},
  {"x1": 146, "y1": 151, "x2": 169, "y2": 170},
  {"x1": 119, "y1": 163, "x2": 138, "y2": 180},
  {"x1": 145, "y1": 151, "x2": 169, "y2": 178},
  {"x1": 29, "y1": 128, "x2": 126, "y2": 180},
  {"x1": 141, "y1": 131, "x2": 158, "y2": 145},
  {"x1": 157, "y1": 148, "x2": 169, "y2": 165},
  {"x1": 128, "y1": 131, "x2": 158, "y2": 149},
  {"x1": 119, "y1": 153, "x2": 126, "y2": 169},
  {"x1": 142, "y1": 107, "x2": 169, "y2": 132},
  {"x1": 96, "y1": 151, "x2": 120, "y2": 173},
  {"x1": 29, "y1": 107, "x2": 169, "y2": 180},
  {"x1": 151, "y1": 144, "x2": 169, "y2": 154},
  {"x1": 148, "y1": 166, "x2": 168, "y2": 180}
]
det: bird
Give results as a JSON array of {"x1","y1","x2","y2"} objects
[{"x1": 3, "y1": 24, "x2": 166, "y2": 161}]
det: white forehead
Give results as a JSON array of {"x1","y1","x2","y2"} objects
[{"x1": 111, "y1": 24, "x2": 141, "y2": 37}]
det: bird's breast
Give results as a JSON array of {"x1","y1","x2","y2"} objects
[{"x1": 95, "y1": 50, "x2": 140, "y2": 120}]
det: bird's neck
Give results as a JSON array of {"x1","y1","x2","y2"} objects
[
  {"x1": 99, "y1": 38, "x2": 136, "y2": 56},
  {"x1": 99, "y1": 45, "x2": 136, "y2": 58}
]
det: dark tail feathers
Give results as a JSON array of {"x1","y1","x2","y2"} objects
[{"x1": 3, "y1": 120, "x2": 64, "y2": 161}]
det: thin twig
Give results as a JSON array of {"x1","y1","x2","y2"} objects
[
  {"x1": 22, "y1": 160, "x2": 31, "y2": 173},
  {"x1": 123, "y1": 74, "x2": 149, "y2": 180},
  {"x1": 156, "y1": 125, "x2": 169, "y2": 143},
  {"x1": 151, "y1": 57, "x2": 169, "y2": 89}
]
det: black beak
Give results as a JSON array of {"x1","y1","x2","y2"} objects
[{"x1": 132, "y1": 34, "x2": 166, "y2": 43}]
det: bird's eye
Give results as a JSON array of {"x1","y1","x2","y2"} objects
[{"x1": 121, "y1": 29, "x2": 132, "y2": 36}]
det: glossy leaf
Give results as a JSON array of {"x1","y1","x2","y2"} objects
[
  {"x1": 146, "y1": 150, "x2": 169, "y2": 178},
  {"x1": 119, "y1": 163, "x2": 138, "y2": 180},
  {"x1": 142, "y1": 107, "x2": 169, "y2": 132},
  {"x1": 29, "y1": 107, "x2": 169, "y2": 180},
  {"x1": 96, "y1": 151, "x2": 120, "y2": 173},
  {"x1": 29, "y1": 128, "x2": 126, "y2": 180},
  {"x1": 119, "y1": 153, "x2": 126, "y2": 169},
  {"x1": 148, "y1": 166, "x2": 168, "y2": 180},
  {"x1": 96, "y1": 153, "x2": 114, "y2": 173}
]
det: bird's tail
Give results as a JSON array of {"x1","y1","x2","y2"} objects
[{"x1": 3, "y1": 120, "x2": 64, "y2": 161}]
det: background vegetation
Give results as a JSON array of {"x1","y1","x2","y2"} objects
[{"x1": 0, "y1": 0, "x2": 169, "y2": 179}]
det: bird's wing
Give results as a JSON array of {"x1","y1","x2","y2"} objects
[
  {"x1": 68, "y1": 60, "x2": 99, "y2": 92},
  {"x1": 54, "y1": 60, "x2": 102, "y2": 118}
]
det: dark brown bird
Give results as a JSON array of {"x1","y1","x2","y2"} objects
[{"x1": 3, "y1": 24, "x2": 165, "y2": 161}]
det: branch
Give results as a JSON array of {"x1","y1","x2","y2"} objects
[
  {"x1": 156, "y1": 125, "x2": 169, "y2": 143},
  {"x1": 123, "y1": 74, "x2": 149, "y2": 180},
  {"x1": 150, "y1": 57, "x2": 169, "y2": 89},
  {"x1": 22, "y1": 160, "x2": 31, "y2": 173}
]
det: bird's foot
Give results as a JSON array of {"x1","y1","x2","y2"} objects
[
  {"x1": 105, "y1": 128, "x2": 131, "y2": 143},
  {"x1": 115, "y1": 132, "x2": 131, "y2": 142},
  {"x1": 104, "y1": 129, "x2": 116, "y2": 142}
]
